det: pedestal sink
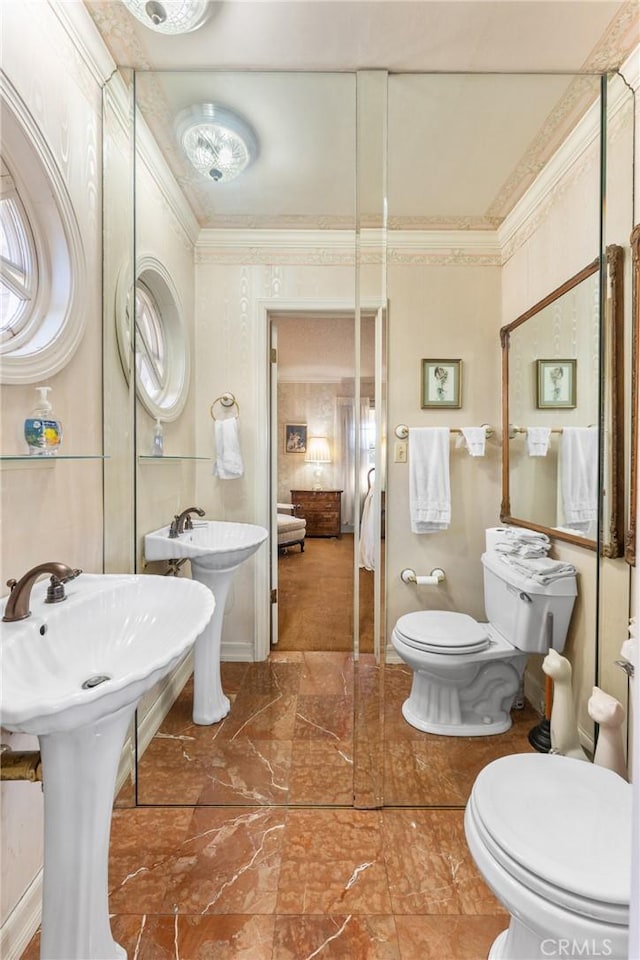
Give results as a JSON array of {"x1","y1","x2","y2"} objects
[
  {"x1": 144, "y1": 520, "x2": 268, "y2": 724},
  {"x1": 0, "y1": 573, "x2": 214, "y2": 960}
]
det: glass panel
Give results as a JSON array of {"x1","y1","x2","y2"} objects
[
  {"x1": 132, "y1": 70, "x2": 359, "y2": 806},
  {"x1": 354, "y1": 70, "x2": 387, "y2": 808},
  {"x1": 384, "y1": 73, "x2": 602, "y2": 806},
  {"x1": 102, "y1": 67, "x2": 136, "y2": 807},
  {"x1": 596, "y1": 70, "x2": 635, "y2": 763}
]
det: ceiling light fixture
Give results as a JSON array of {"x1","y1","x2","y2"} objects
[
  {"x1": 175, "y1": 104, "x2": 258, "y2": 184},
  {"x1": 120, "y1": 0, "x2": 210, "y2": 34}
]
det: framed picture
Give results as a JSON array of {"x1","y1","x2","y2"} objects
[
  {"x1": 284, "y1": 423, "x2": 307, "y2": 453},
  {"x1": 421, "y1": 359, "x2": 462, "y2": 409},
  {"x1": 536, "y1": 359, "x2": 577, "y2": 409}
]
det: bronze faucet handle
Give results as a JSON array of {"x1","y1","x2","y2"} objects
[
  {"x1": 46, "y1": 575, "x2": 67, "y2": 604},
  {"x1": 6, "y1": 578, "x2": 17, "y2": 592}
]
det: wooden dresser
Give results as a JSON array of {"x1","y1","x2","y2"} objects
[{"x1": 290, "y1": 489, "x2": 342, "y2": 538}]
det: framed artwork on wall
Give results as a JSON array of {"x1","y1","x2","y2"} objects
[
  {"x1": 284, "y1": 423, "x2": 308, "y2": 453},
  {"x1": 421, "y1": 359, "x2": 462, "y2": 408},
  {"x1": 536, "y1": 359, "x2": 577, "y2": 409}
]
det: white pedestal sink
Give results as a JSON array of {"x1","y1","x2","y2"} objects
[
  {"x1": 0, "y1": 573, "x2": 215, "y2": 960},
  {"x1": 144, "y1": 520, "x2": 268, "y2": 724}
]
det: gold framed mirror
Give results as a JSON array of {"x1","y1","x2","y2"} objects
[{"x1": 500, "y1": 244, "x2": 624, "y2": 557}]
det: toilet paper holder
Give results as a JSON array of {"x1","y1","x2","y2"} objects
[{"x1": 401, "y1": 567, "x2": 446, "y2": 586}]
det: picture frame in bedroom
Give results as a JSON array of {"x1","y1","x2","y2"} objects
[{"x1": 284, "y1": 423, "x2": 307, "y2": 453}]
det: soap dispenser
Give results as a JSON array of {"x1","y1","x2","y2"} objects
[
  {"x1": 152, "y1": 418, "x2": 164, "y2": 457},
  {"x1": 24, "y1": 386, "x2": 62, "y2": 456}
]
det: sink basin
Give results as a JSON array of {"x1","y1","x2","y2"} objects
[
  {"x1": 0, "y1": 572, "x2": 215, "y2": 960},
  {"x1": 144, "y1": 519, "x2": 268, "y2": 570},
  {"x1": 144, "y1": 519, "x2": 268, "y2": 726},
  {"x1": 0, "y1": 573, "x2": 215, "y2": 735}
]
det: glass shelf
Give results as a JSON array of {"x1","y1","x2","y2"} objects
[
  {"x1": 0, "y1": 454, "x2": 107, "y2": 462},
  {"x1": 138, "y1": 455, "x2": 211, "y2": 462}
]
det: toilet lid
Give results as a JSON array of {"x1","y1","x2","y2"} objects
[
  {"x1": 471, "y1": 753, "x2": 631, "y2": 910},
  {"x1": 395, "y1": 611, "x2": 491, "y2": 654}
]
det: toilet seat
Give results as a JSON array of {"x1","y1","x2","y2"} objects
[
  {"x1": 394, "y1": 611, "x2": 492, "y2": 655},
  {"x1": 469, "y1": 754, "x2": 631, "y2": 924}
]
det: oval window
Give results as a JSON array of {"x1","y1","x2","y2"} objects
[
  {"x1": 116, "y1": 257, "x2": 190, "y2": 421},
  {"x1": 0, "y1": 79, "x2": 86, "y2": 384}
]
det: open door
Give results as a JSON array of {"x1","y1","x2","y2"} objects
[{"x1": 270, "y1": 321, "x2": 279, "y2": 645}]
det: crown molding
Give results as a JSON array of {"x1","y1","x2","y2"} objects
[
  {"x1": 48, "y1": 0, "x2": 116, "y2": 87},
  {"x1": 48, "y1": 0, "x2": 199, "y2": 248},
  {"x1": 498, "y1": 50, "x2": 638, "y2": 258},
  {"x1": 195, "y1": 227, "x2": 501, "y2": 264},
  {"x1": 135, "y1": 114, "x2": 200, "y2": 247}
]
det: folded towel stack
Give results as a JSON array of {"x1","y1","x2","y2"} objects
[
  {"x1": 492, "y1": 527, "x2": 551, "y2": 559},
  {"x1": 498, "y1": 555, "x2": 577, "y2": 585}
]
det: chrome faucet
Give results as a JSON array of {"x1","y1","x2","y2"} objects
[
  {"x1": 168, "y1": 506, "x2": 206, "y2": 539},
  {"x1": 2, "y1": 563, "x2": 82, "y2": 622}
]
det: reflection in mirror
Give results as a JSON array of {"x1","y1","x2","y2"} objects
[
  {"x1": 102, "y1": 67, "x2": 136, "y2": 807},
  {"x1": 120, "y1": 66, "x2": 637, "y2": 811},
  {"x1": 501, "y1": 245, "x2": 624, "y2": 557},
  {"x1": 626, "y1": 224, "x2": 640, "y2": 566}
]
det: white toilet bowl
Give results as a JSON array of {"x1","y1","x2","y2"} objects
[
  {"x1": 465, "y1": 753, "x2": 631, "y2": 960},
  {"x1": 391, "y1": 543, "x2": 577, "y2": 736},
  {"x1": 391, "y1": 611, "x2": 527, "y2": 735}
]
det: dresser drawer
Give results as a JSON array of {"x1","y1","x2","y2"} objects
[{"x1": 290, "y1": 490, "x2": 342, "y2": 537}]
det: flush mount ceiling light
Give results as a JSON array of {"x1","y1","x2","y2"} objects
[
  {"x1": 120, "y1": 0, "x2": 210, "y2": 34},
  {"x1": 176, "y1": 104, "x2": 258, "y2": 184}
]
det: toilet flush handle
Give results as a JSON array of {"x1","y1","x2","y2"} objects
[{"x1": 401, "y1": 568, "x2": 446, "y2": 586}]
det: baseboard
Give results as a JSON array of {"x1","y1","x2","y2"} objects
[
  {"x1": 385, "y1": 643, "x2": 401, "y2": 664},
  {"x1": 0, "y1": 869, "x2": 43, "y2": 960},
  {"x1": 221, "y1": 640, "x2": 255, "y2": 662}
]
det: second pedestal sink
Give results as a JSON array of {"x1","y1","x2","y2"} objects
[
  {"x1": 144, "y1": 519, "x2": 268, "y2": 724},
  {"x1": 0, "y1": 572, "x2": 215, "y2": 960}
]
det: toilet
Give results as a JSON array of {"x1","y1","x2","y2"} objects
[
  {"x1": 391, "y1": 531, "x2": 577, "y2": 735},
  {"x1": 465, "y1": 753, "x2": 631, "y2": 959}
]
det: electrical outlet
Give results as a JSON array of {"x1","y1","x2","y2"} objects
[{"x1": 394, "y1": 440, "x2": 407, "y2": 463}]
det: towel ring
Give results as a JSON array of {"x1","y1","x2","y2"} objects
[{"x1": 210, "y1": 393, "x2": 240, "y2": 420}]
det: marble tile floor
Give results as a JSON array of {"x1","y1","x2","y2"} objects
[
  {"x1": 22, "y1": 653, "x2": 539, "y2": 958},
  {"x1": 21, "y1": 805, "x2": 508, "y2": 959},
  {"x1": 135, "y1": 653, "x2": 539, "y2": 807}
]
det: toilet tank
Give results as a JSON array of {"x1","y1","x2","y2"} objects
[{"x1": 481, "y1": 550, "x2": 577, "y2": 653}]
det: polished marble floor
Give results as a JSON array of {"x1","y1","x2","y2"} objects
[
  {"x1": 136, "y1": 653, "x2": 538, "y2": 806},
  {"x1": 22, "y1": 805, "x2": 508, "y2": 959},
  {"x1": 22, "y1": 654, "x2": 539, "y2": 958}
]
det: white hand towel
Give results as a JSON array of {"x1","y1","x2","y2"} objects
[
  {"x1": 527, "y1": 427, "x2": 552, "y2": 457},
  {"x1": 409, "y1": 427, "x2": 450, "y2": 533},
  {"x1": 460, "y1": 427, "x2": 486, "y2": 457},
  {"x1": 212, "y1": 417, "x2": 244, "y2": 479},
  {"x1": 498, "y1": 554, "x2": 577, "y2": 585},
  {"x1": 560, "y1": 426, "x2": 598, "y2": 532}
]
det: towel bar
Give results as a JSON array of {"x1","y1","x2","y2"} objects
[
  {"x1": 211, "y1": 393, "x2": 240, "y2": 419},
  {"x1": 394, "y1": 423, "x2": 493, "y2": 440}
]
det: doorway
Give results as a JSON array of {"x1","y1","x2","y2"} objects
[{"x1": 269, "y1": 310, "x2": 377, "y2": 654}]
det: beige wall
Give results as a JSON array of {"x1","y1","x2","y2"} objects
[
  {"x1": 501, "y1": 81, "x2": 636, "y2": 744},
  {"x1": 386, "y1": 263, "x2": 503, "y2": 630}
]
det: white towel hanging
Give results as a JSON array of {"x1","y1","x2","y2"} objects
[
  {"x1": 409, "y1": 427, "x2": 450, "y2": 533},
  {"x1": 212, "y1": 417, "x2": 244, "y2": 480},
  {"x1": 560, "y1": 426, "x2": 597, "y2": 532},
  {"x1": 527, "y1": 426, "x2": 552, "y2": 457},
  {"x1": 460, "y1": 426, "x2": 486, "y2": 457}
]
